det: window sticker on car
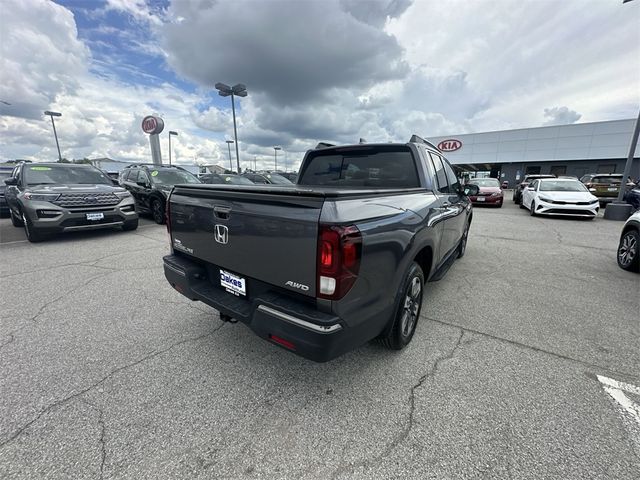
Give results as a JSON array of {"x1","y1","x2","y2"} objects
[
  {"x1": 151, "y1": 170, "x2": 159, "y2": 176},
  {"x1": 30, "y1": 166, "x2": 52, "y2": 171},
  {"x1": 225, "y1": 177, "x2": 231, "y2": 181},
  {"x1": 266, "y1": 174, "x2": 271, "y2": 178}
]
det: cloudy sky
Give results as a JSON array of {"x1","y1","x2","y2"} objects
[{"x1": 0, "y1": 0, "x2": 638, "y2": 171}]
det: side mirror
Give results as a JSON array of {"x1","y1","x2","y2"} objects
[
  {"x1": 463, "y1": 184, "x2": 479, "y2": 196},
  {"x1": 4, "y1": 177, "x2": 18, "y2": 186},
  {"x1": 526, "y1": 186, "x2": 535, "y2": 191},
  {"x1": 136, "y1": 180, "x2": 149, "y2": 188}
]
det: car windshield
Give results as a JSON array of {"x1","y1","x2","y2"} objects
[
  {"x1": 469, "y1": 178, "x2": 500, "y2": 187},
  {"x1": 24, "y1": 165, "x2": 111, "y2": 185},
  {"x1": 223, "y1": 175, "x2": 254, "y2": 185},
  {"x1": 539, "y1": 180, "x2": 588, "y2": 192},
  {"x1": 150, "y1": 169, "x2": 200, "y2": 185},
  {"x1": 592, "y1": 176, "x2": 621, "y2": 185},
  {"x1": 262, "y1": 173, "x2": 293, "y2": 184}
]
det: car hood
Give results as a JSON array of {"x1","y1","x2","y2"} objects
[
  {"x1": 538, "y1": 191, "x2": 597, "y2": 202},
  {"x1": 26, "y1": 183, "x2": 126, "y2": 194}
]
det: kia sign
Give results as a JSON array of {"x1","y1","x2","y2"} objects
[
  {"x1": 141, "y1": 115, "x2": 164, "y2": 135},
  {"x1": 437, "y1": 139, "x2": 462, "y2": 152}
]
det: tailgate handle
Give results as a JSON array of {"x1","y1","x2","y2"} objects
[{"x1": 213, "y1": 205, "x2": 231, "y2": 219}]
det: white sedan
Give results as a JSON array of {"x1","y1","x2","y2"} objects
[{"x1": 522, "y1": 178, "x2": 600, "y2": 219}]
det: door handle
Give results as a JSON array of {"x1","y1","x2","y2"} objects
[{"x1": 214, "y1": 205, "x2": 231, "y2": 219}]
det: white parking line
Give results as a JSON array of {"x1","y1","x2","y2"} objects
[{"x1": 597, "y1": 375, "x2": 640, "y2": 425}]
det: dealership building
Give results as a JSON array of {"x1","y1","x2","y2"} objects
[{"x1": 427, "y1": 118, "x2": 640, "y2": 185}]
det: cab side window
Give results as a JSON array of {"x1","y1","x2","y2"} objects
[
  {"x1": 428, "y1": 152, "x2": 450, "y2": 194},
  {"x1": 530, "y1": 180, "x2": 539, "y2": 190},
  {"x1": 442, "y1": 157, "x2": 461, "y2": 193}
]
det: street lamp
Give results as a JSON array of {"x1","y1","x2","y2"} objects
[
  {"x1": 44, "y1": 110, "x2": 62, "y2": 162},
  {"x1": 168, "y1": 130, "x2": 178, "y2": 166},
  {"x1": 225, "y1": 140, "x2": 235, "y2": 172},
  {"x1": 215, "y1": 82, "x2": 247, "y2": 173},
  {"x1": 273, "y1": 146, "x2": 281, "y2": 171}
]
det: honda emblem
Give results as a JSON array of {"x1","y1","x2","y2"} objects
[{"x1": 214, "y1": 224, "x2": 229, "y2": 244}]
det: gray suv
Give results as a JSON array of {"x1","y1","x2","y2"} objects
[{"x1": 4, "y1": 163, "x2": 138, "y2": 242}]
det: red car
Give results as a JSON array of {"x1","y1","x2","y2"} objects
[{"x1": 467, "y1": 178, "x2": 503, "y2": 207}]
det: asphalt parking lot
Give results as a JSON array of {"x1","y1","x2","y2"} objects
[{"x1": 1, "y1": 199, "x2": 638, "y2": 479}]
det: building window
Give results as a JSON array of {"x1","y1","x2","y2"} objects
[
  {"x1": 550, "y1": 165, "x2": 567, "y2": 176},
  {"x1": 525, "y1": 166, "x2": 541, "y2": 174},
  {"x1": 597, "y1": 164, "x2": 616, "y2": 174}
]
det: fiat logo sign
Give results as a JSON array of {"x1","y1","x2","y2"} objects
[
  {"x1": 141, "y1": 115, "x2": 164, "y2": 135},
  {"x1": 437, "y1": 139, "x2": 462, "y2": 152}
]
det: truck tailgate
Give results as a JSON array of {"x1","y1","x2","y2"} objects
[{"x1": 169, "y1": 185, "x2": 324, "y2": 297}]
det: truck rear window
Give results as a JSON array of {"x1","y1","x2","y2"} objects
[{"x1": 299, "y1": 146, "x2": 420, "y2": 188}]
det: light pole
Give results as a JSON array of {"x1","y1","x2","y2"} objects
[
  {"x1": 168, "y1": 130, "x2": 178, "y2": 166},
  {"x1": 225, "y1": 140, "x2": 235, "y2": 172},
  {"x1": 274, "y1": 146, "x2": 281, "y2": 171},
  {"x1": 44, "y1": 110, "x2": 62, "y2": 162},
  {"x1": 215, "y1": 83, "x2": 247, "y2": 173}
]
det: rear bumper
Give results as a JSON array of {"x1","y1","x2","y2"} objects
[
  {"x1": 469, "y1": 195, "x2": 503, "y2": 205},
  {"x1": 163, "y1": 254, "x2": 356, "y2": 362}
]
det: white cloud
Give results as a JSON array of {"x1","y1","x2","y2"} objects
[
  {"x1": 543, "y1": 107, "x2": 582, "y2": 126},
  {"x1": 0, "y1": 0, "x2": 638, "y2": 170}
]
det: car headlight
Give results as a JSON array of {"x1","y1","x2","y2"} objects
[
  {"x1": 589, "y1": 198, "x2": 599, "y2": 204},
  {"x1": 114, "y1": 191, "x2": 132, "y2": 199},
  {"x1": 539, "y1": 197, "x2": 553, "y2": 203},
  {"x1": 23, "y1": 192, "x2": 60, "y2": 202},
  {"x1": 491, "y1": 192, "x2": 501, "y2": 197}
]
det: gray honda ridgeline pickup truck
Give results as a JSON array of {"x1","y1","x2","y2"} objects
[{"x1": 163, "y1": 136, "x2": 479, "y2": 362}]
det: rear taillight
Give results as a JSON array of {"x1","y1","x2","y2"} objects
[{"x1": 317, "y1": 225, "x2": 362, "y2": 300}]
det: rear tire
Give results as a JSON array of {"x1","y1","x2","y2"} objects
[
  {"x1": 617, "y1": 229, "x2": 639, "y2": 272},
  {"x1": 10, "y1": 209, "x2": 23, "y2": 227},
  {"x1": 457, "y1": 220, "x2": 470, "y2": 258},
  {"x1": 379, "y1": 262, "x2": 424, "y2": 350},
  {"x1": 23, "y1": 214, "x2": 44, "y2": 243},
  {"x1": 122, "y1": 218, "x2": 139, "y2": 231},
  {"x1": 151, "y1": 199, "x2": 165, "y2": 225}
]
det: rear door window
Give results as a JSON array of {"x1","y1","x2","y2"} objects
[{"x1": 299, "y1": 146, "x2": 420, "y2": 188}]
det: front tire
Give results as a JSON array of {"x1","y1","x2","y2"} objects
[
  {"x1": 122, "y1": 218, "x2": 139, "y2": 231},
  {"x1": 529, "y1": 200, "x2": 537, "y2": 216},
  {"x1": 10, "y1": 209, "x2": 23, "y2": 227},
  {"x1": 617, "y1": 229, "x2": 639, "y2": 272},
  {"x1": 379, "y1": 262, "x2": 424, "y2": 350},
  {"x1": 23, "y1": 214, "x2": 44, "y2": 243},
  {"x1": 151, "y1": 199, "x2": 165, "y2": 225},
  {"x1": 457, "y1": 220, "x2": 470, "y2": 258}
]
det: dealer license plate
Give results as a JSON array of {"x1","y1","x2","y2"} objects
[
  {"x1": 220, "y1": 269, "x2": 246, "y2": 297},
  {"x1": 476, "y1": 197, "x2": 485, "y2": 202},
  {"x1": 86, "y1": 213, "x2": 104, "y2": 221}
]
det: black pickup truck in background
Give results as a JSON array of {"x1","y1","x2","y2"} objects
[{"x1": 163, "y1": 136, "x2": 479, "y2": 362}]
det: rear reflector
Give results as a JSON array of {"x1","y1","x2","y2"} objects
[{"x1": 269, "y1": 334, "x2": 296, "y2": 351}]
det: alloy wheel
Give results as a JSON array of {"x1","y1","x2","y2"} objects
[
  {"x1": 400, "y1": 277, "x2": 422, "y2": 338},
  {"x1": 618, "y1": 233, "x2": 637, "y2": 268}
]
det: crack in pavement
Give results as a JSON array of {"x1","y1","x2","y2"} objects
[
  {"x1": 80, "y1": 399, "x2": 107, "y2": 480},
  {"x1": 0, "y1": 246, "x2": 158, "y2": 279},
  {"x1": 0, "y1": 322, "x2": 225, "y2": 448},
  {"x1": 330, "y1": 328, "x2": 465, "y2": 479},
  {"x1": 425, "y1": 317, "x2": 640, "y2": 381},
  {"x1": 0, "y1": 271, "x2": 113, "y2": 353}
]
